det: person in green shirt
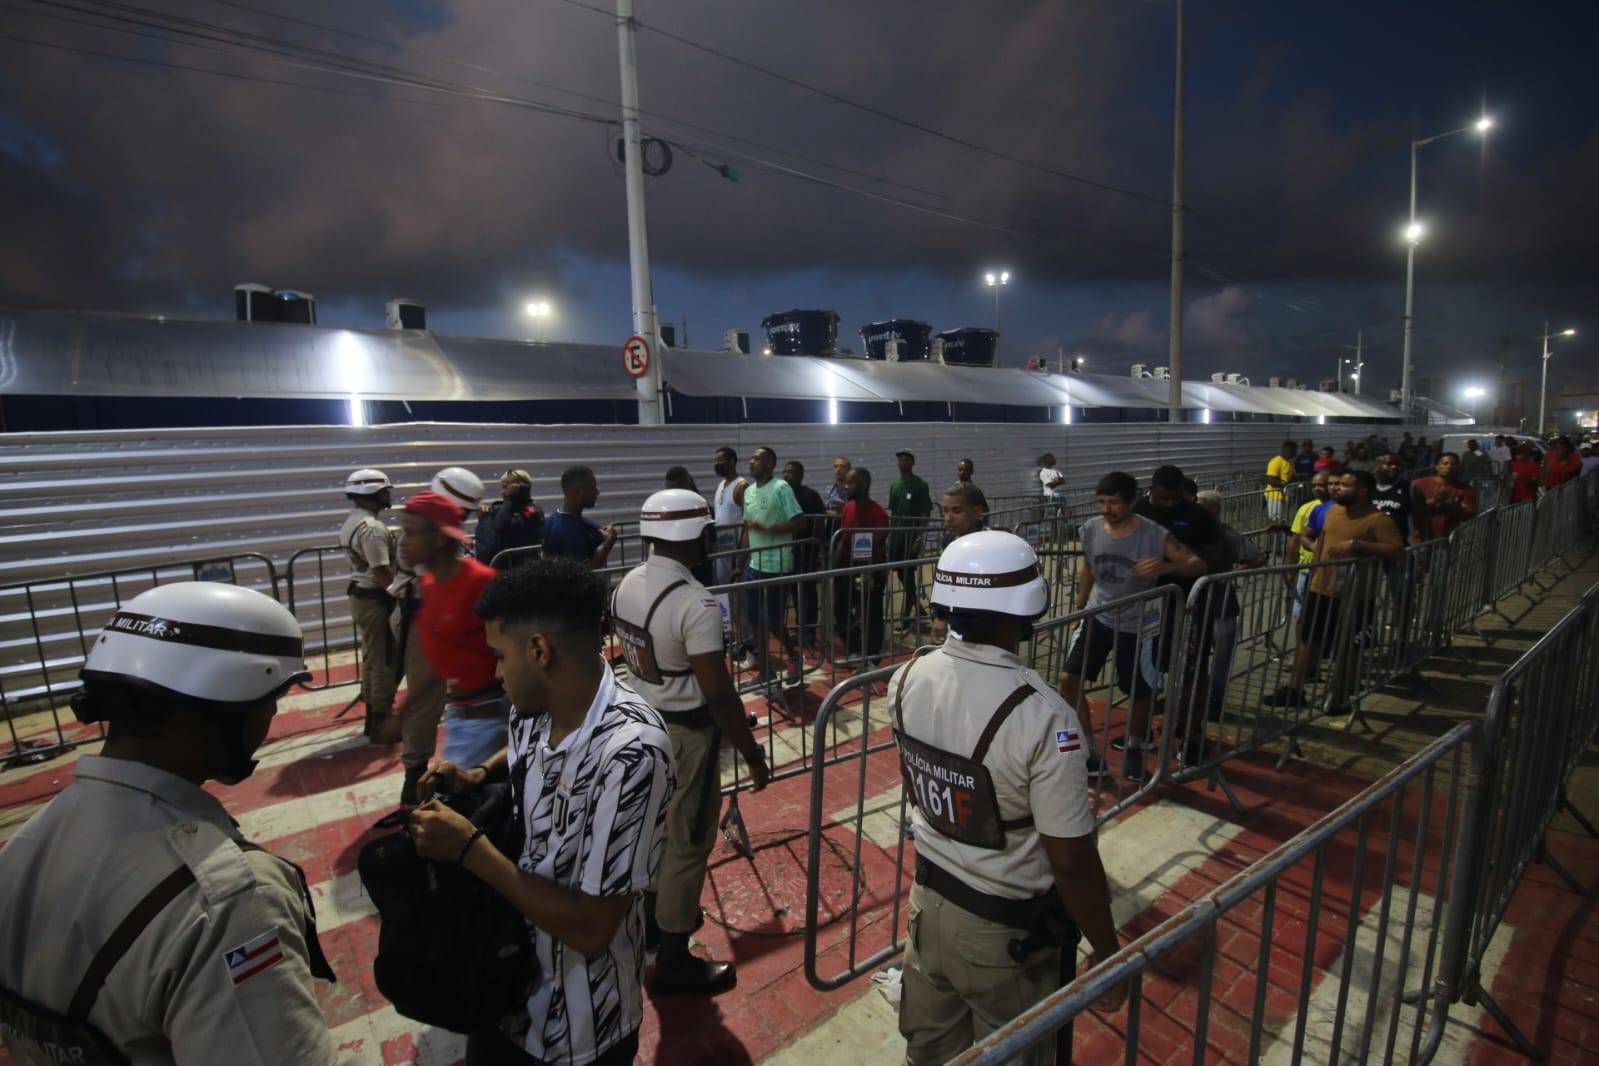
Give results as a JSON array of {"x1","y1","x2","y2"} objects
[
  {"x1": 741, "y1": 446, "x2": 808, "y2": 685},
  {"x1": 888, "y1": 449, "x2": 934, "y2": 623}
]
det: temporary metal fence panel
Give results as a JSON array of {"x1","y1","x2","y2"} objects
[
  {"x1": 1429, "y1": 584, "x2": 1599, "y2": 1059},
  {"x1": 1168, "y1": 557, "x2": 1373, "y2": 803},
  {"x1": 954, "y1": 724, "x2": 1475, "y2": 1066},
  {"x1": 801, "y1": 584, "x2": 1184, "y2": 991},
  {"x1": 284, "y1": 546, "x2": 362, "y2": 691},
  {"x1": 0, "y1": 553, "x2": 278, "y2": 765}
]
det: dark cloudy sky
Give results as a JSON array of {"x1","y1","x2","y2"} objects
[{"x1": 3, "y1": 0, "x2": 1597, "y2": 407}]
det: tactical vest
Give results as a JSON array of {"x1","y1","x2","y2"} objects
[
  {"x1": 892, "y1": 648, "x2": 1037, "y2": 851},
  {"x1": 611, "y1": 579, "x2": 694, "y2": 687}
]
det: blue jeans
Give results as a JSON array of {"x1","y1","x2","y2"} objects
[{"x1": 443, "y1": 700, "x2": 508, "y2": 768}]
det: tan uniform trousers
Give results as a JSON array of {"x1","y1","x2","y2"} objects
[
  {"x1": 654, "y1": 721, "x2": 722, "y2": 934},
  {"x1": 899, "y1": 881, "x2": 1061, "y2": 1066},
  {"x1": 396, "y1": 609, "x2": 448, "y2": 770},
  {"x1": 349, "y1": 592, "x2": 398, "y2": 719}
]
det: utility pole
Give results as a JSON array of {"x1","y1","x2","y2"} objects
[
  {"x1": 1495, "y1": 334, "x2": 1510, "y2": 427},
  {"x1": 1166, "y1": 0, "x2": 1186, "y2": 423},
  {"x1": 615, "y1": 0, "x2": 663, "y2": 425}
]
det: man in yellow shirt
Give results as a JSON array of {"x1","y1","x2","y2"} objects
[
  {"x1": 1264, "y1": 441, "x2": 1297, "y2": 527},
  {"x1": 1282, "y1": 470, "x2": 1333, "y2": 621}
]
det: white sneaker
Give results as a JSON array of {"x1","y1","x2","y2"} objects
[{"x1": 737, "y1": 651, "x2": 759, "y2": 671}]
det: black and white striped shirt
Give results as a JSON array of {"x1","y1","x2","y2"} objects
[{"x1": 504, "y1": 664, "x2": 674, "y2": 1065}]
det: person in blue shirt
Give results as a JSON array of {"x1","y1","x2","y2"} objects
[{"x1": 541, "y1": 465, "x2": 617, "y2": 570}]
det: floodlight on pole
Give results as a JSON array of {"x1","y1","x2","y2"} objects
[
  {"x1": 1539, "y1": 322, "x2": 1578, "y2": 435},
  {"x1": 985, "y1": 269, "x2": 1010, "y2": 361}
]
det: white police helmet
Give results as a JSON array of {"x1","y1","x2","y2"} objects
[
  {"x1": 638, "y1": 488, "x2": 714, "y2": 542},
  {"x1": 76, "y1": 583, "x2": 310, "y2": 718},
  {"x1": 930, "y1": 529, "x2": 1049, "y2": 620},
  {"x1": 430, "y1": 466, "x2": 484, "y2": 513},
  {"x1": 344, "y1": 468, "x2": 392, "y2": 496}
]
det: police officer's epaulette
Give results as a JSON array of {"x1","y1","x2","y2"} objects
[{"x1": 164, "y1": 820, "x2": 264, "y2": 907}]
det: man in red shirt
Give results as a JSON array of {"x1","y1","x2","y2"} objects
[
  {"x1": 832, "y1": 467, "x2": 890, "y2": 663},
  {"x1": 1542, "y1": 437, "x2": 1583, "y2": 491},
  {"x1": 1410, "y1": 452, "x2": 1477, "y2": 542},
  {"x1": 398, "y1": 490, "x2": 506, "y2": 803},
  {"x1": 1509, "y1": 444, "x2": 1542, "y2": 503}
]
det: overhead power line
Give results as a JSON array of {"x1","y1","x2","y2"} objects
[{"x1": 546, "y1": 0, "x2": 1174, "y2": 209}]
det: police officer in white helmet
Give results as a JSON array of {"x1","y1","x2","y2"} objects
[
  {"x1": 0, "y1": 583, "x2": 336, "y2": 1064},
  {"x1": 389, "y1": 467, "x2": 485, "y2": 805},
  {"x1": 892, "y1": 531, "x2": 1124, "y2": 1065},
  {"x1": 339, "y1": 468, "x2": 401, "y2": 744},
  {"x1": 610, "y1": 489, "x2": 769, "y2": 996}
]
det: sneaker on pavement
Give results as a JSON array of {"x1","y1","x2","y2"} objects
[
  {"x1": 1121, "y1": 755, "x2": 1147, "y2": 782},
  {"x1": 1084, "y1": 754, "x2": 1106, "y2": 780},
  {"x1": 785, "y1": 658, "x2": 805, "y2": 687},
  {"x1": 737, "y1": 651, "x2": 759, "y2": 672}
]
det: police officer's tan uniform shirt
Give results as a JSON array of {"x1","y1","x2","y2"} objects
[
  {"x1": 612, "y1": 554, "x2": 724, "y2": 712},
  {"x1": 0, "y1": 756, "x2": 335, "y2": 1065},
  {"x1": 339, "y1": 507, "x2": 393, "y2": 591},
  {"x1": 890, "y1": 638, "x2": 1095, "y2": 900}
]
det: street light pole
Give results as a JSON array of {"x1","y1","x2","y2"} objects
[
  {"x1": 1166, "y1": 0, "x2": 1185, "y2": 424},
  {"x1": 1538, "y1": 322, "x2": 1578, "y2": 435},
  {"x1": 615, "y1": 0, "x2": 663, "y2": 426},
  {"x1": 1400, "y1": 112, "x2": 1483, "y2": 421},
  {"x1": 985, "y1": 271, "x2": 1009, "y2": 361}
]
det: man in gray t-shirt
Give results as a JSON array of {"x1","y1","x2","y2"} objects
[{"x1": 1060, "y1": 471, "x2": 1204, "y2": 780}]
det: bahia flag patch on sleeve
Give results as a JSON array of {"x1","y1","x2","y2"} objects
[
  {"x1": 1055, "y1": 728, "x2": 1081, "y2": 754},
  {"x1": 223, "y1": 927, "x2": 283, "y2": 986}
]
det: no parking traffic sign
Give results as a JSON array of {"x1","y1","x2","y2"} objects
[{"x1": 622, "y1": 335, "x2": 652, "y2": 378}]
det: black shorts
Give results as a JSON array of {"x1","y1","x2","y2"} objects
[
  {"x1": 1300, "y1": 591, "x2": 1341, "y2": 645},
  {"x1": 1064, "y1": 618, "x2": 1148, "y2": 697}
]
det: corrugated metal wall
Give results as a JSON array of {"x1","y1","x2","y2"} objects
[{"x1": 0, "y1": 419, "x2": 1399, "y2": 703}]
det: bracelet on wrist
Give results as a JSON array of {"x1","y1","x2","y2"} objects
[{"x1": 457, "y1": 827, "x2": 486, "y2": 865}]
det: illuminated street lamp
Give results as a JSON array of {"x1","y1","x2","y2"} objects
[
  {"x1": 1399, "y1": 113, "x2": 1494, "y2": 418},
  {"x1": 1538, "y1": 323, "x2": 1578, "y2": 435},
  {"x1": 523, "y1": 299, "x2": 553, "y2": 341},
  {"x1": 985, "y1": 270, "x2": 1010, "y2": 360},
  {"x1": 1463, "y1": 384, "x2": 1486, "y2": 421}
]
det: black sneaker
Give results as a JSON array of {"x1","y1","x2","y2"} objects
[
  {"x1": 1121, "y1": 755, "x2": 1147, "y2": 782},
  {"x1": 1262, "y1": 686, "x2": 1306, "y2": 708},
  {"x1": 1084, "y1": 754, "x2": 1106, "y2": 780}
]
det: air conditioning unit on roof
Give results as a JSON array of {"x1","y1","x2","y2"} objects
[
  {"x1": 1130, "y1": 363, "x2": 1151, "y2": 379},
  {"x1": 1211, "y1": 371, "x2": 1227, "y2": 383},
  {"x1": 1153, "y1": 366, "x2": 1171, "y2": 381}
]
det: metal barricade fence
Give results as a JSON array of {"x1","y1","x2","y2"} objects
[
  {"x1": 1426, "y1": 583, "x2": 1599, "y2": 1060},
  {"x1": 283, "y1": 545, "x2": 365, "y2": 691},
  {"x1": 955, "y1": 723, "x2": 1476, "y2": 1065},
  {"x1": 1, "y1": 552, "x2": 279, "y2": 766},
  {"x1": 1167, "y1": 557, "x2": 1373, "y2": 807},
  {"x1": 801, "y1": 584, "x2": 1186, "y2": 991}
]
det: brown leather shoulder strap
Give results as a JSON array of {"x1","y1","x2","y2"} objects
[
  {"x1": 971, "y1": 684, "x2": 1039, "y2": 764},
  {"x1": 67, "y1": 865, "x2": 197, "y2": 1020},
  {"x1": 892, "y1": 646, "x2": 937, "y2": 733},
  {"x1": 643, "y1": 579, "x2": 689, "y2": 631}
]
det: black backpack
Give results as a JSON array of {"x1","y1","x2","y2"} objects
[{"x1": 358, "y1": 784, "x2": 537, "y2": 1033}]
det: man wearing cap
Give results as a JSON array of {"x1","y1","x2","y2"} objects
[
  {"x1": 889, "y1": 449, "x2": 934, "y2": 626},
  {"x1": 390, "y1": 469, "x2": 482, "y2": 806},
  {"x1": 339, "y1": 468, "x2": 401, "y2": 744},
  {"x1": 892, "y1": 531, "x2": 1122, "y2": 1065},
  {"x1": 398, "y1": 491, "x2": 507, "y2": 779},
  {"x1": 474, "y1": 469, "x2": 545, "y2": 568},
  {"x1": 611, "y1": 489, "x2": 770, "y2": 997},
  {"x1": 0, "y1": 584, "x2": 337, "y2": 1063}
]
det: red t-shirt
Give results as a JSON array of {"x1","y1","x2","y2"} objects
[
  {"x1": 840, "y1": 499, "x2": 890, "y2": 561},
  {"x1": 1544, "y1": 454, "x2": 1582, "y2": 489},
  {"x1": 1509, "y1": 460, "x2": 1542, "y2": 503},
  {"x1": 416, "y1": 557, "x2": 499, "y2": 694},
  {"x1": 1313, "y1": 457, "x2": 1338, "y2": 472},
  {"x1": 1410, "y1": 476, "x2": 1476, "y2": 542}
]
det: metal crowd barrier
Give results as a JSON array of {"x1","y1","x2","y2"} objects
[
  {"x1": 283, "y1": 545, "x2": 365, "y2": 692},
  {"x1": 955, "y1": 723, "x2": 1475, "y2": 1064},
  {"x1": 801, "y1": 584, "x2": 1186, "y2": 991},
  {"x1": 0, "y1": 552, "x2": 279, "y2": 766},
  {"x1": 1426, "y1": 583, "x2": 1599, "y2": 1060}
]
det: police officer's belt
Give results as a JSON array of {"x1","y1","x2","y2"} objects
[
  {"x1": 347, "y1": 582, "x2": 392, "y2": 600},
  {"x1": 915, "y1": 856, "x2": 1055, "y2": 931}
]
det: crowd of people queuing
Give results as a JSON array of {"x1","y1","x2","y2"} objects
[{"x1": 2, "y1": 426, "x2": 1594, "y2": 1066}]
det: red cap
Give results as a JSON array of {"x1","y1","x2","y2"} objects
[{"x1": 402, "y1": 491, "x2": 470, "y2": 541}]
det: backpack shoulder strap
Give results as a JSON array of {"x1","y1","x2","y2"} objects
[
  {"x1": 66, "y1": 866, "x2": 197, "y2": 1020},
  {"x1": 643, "y1": 580, "x2": 689, "y2": 630},
  {"x1": 971, "y1": 683, "x2": 1041, "y2": 834}
]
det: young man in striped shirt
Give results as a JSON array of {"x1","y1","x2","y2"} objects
[{"x1": 410, "y1": 558, "x2": 675, "y2": 1065}]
